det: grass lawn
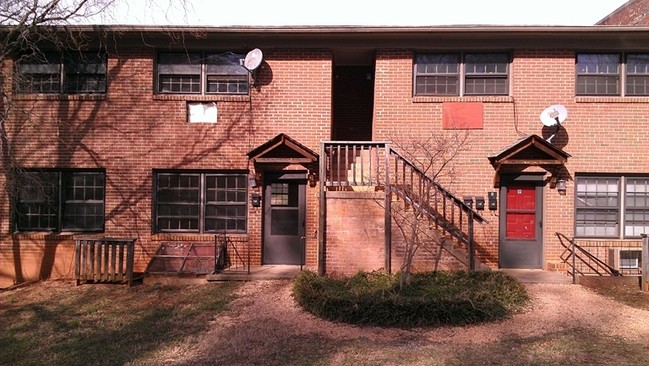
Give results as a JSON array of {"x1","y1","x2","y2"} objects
[
  {"x1": 1, "y1": 275, "x2": 648, "y2": 366},
  {"x1": 0, "y1": 280, "x2": 240, "y2": 366}
]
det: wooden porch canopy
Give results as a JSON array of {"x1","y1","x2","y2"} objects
[
  {"x1": 247, "y1": 133, "x2": 319, "y2": 165},
  {"x1": 488, "y1": 134, "x2": 570, "y2": 187}
]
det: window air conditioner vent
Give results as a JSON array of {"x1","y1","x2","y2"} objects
[{"x1": 607, "y1": 248, "x2": 642, "y2": 270}]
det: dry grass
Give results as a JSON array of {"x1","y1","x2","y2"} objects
[
  {"x1": 580, "y1": 280, "x2": 649, "y2": 311},
  {"x1": 0, "y1": 280, "x2": 239, "y2": 366},
  {"x1": 1, "y1": 277, "x2": 649, "y2": 366}
]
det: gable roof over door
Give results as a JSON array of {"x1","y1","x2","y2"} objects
[
  {"x1": 488, "y1": 134, "x2": 570, "y2": 186},
  {"x1": 247, "y1": 133, "x2": 318, "y2": 164}
]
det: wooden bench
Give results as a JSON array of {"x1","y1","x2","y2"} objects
[{"x1": 75, "y1": 238, "x2": 136, "y2": 286}]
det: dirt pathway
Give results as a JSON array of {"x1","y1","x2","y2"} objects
[{"x1": 153, "y1": 280, "x2": 649, "y2": 366}]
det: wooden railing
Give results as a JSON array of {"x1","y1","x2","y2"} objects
[
  {"x1": 75, "y1": 238, "x2": 136, "y2": 286},
  {"x1": 321, "y1": 141, "x2": 485, "y2": 270}
]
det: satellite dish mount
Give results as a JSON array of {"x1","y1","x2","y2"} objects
[
  {"x1": 243, "y1": 48, "x2": 263, "y2": 85},
  {"x1": 539, "y1": 104, "x2": 568, "y2": 143}
]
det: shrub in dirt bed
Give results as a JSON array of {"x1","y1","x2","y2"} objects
[{"x1": 291, "y1": 270, "x2": 529, "y2": 327}]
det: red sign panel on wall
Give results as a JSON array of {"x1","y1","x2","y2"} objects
[{"x1": 505, "y1": 185, "x2": 536, "y2": 239}]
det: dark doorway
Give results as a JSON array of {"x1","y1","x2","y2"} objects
[
  {"x1": 263, "y1": 173, "x2": 306, "y2": 265},
  {"x1": 499, "y1": 179, "x2": 544, "y2": 269},
  {"x1": 332, "y1": 65, "x2": 374, "y2": 141}
]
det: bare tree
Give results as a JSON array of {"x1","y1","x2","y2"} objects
[{"x1": 383, "y1": 129, "x2": 474, "y2": 288}]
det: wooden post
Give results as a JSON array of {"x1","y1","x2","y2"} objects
[
  {"x1": 384, "y1": 144, "x2": 392, "y2": 274},
  {"x1": 318, "y1": 142, "x2": 327, "y2": 276},
  {"x1": 642, "y1": 234, "x2": 648, "y2": 292},
  {"x1": 468, "y1": 211, "x2": 475, "y2": 271}
]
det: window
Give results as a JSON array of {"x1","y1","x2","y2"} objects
[
  {"x1": 154, "y1": 171, "x2": 247, "y2": 233},
  {"x1": 157, "y1": 52, "x2": 249, "y2": 95},
  {"x1": 625, "y1": 54, "x2": 649, "y2": 96},
  {"x1": 15, "y1": 52, "x2": 107, "y2": 94},
  {"x1": 575, "y1": 175, "x2": 649, "y2": 238},
  {"x1": 576, "y1": 52, "x2": 649, "y2": 96},
  {"x1": 414, "y1": 52, "x2": 509, "y2": 96},
  {"x1": 16, "y1": 170, "x2": 105, "y2": 232}
]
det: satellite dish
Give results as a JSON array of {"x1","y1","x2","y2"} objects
[
  {"x1": 243, "y1": 48, "x2": 263, "y2": 72},
  {"x1": 540, "y1": 104, "x2": 568, "y2": 127},
  {"x1": 540, "y1": 104, "x2": 568, "y2": 143}
]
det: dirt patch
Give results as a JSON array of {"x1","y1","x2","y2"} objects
[
  {"x1": 4, "y1": 278, "x2": 648, "y2": 365},
  {"x1": 163, "y1": 280, "x2": 649, "y2": 366}
]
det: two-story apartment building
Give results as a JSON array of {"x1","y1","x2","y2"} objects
[{"x1": 1, "y1": 23, "x2": 648, "y2": 287}]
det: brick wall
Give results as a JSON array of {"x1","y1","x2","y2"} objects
[
  {"x1": 3, "y1": 34, "x2": 649, "y2": 286},
  {"x1": 372, "y1": 48, "x2": 649, "y2": 271},
  {"x1": 324, "y1": 191, "x2": 386, "y2": 276},
  {"x1": 0, "y1": 48, "x2": 331, "y2": 287},
  {"x1": 325, "y1": 191, "x2": 471, "y2": 276},
  {"x1": 597, "y1": 0, "x2": 649, "y2": 25}
]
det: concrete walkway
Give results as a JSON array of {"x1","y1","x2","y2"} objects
[
  {"x1": 499, "y1": 269, "x2": 573, "y2": 284},
  {"x1": 206, "y1": 266, "x2": 574, "y2": 284}
]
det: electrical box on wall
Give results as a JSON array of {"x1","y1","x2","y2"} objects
[
  {"x1": 488, "y1": 192, "x2": 497, "y2": 210},
  {"x1": 475, "y1": 196, "x2": 485, "y2": 210},
  {"x1": 463, "y1": 196, "x2": 473, "y2": 209}
]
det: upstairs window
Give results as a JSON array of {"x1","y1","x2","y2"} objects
[
  {"x1": 15, "y1": 52, "x2": 107, "y2": 94},
  {"x1": 625, "y1": 54, "x2": 649, "y2": 96},
  {"x1": 575, "y1": 175, "x2": 649, "y2": 239},
  {"x1": 157, "y1": 52, "x2": 249, "y2": 95},
  {"x1": 16, "y1": 170, "x2": 105, "y2": 232},
  {"x1": 154, "y1": 171, "x2": 247, "y2": 233},
  {"x1": 576, "y1": 52, "x2": 649, "y2": 96},
  {"x1": 414, "y1": 52, "x2": 509, "y2": 96}
]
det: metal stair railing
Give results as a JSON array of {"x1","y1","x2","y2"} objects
[
  {"x1": 214, "y1": 234, "x2": 250, "y2": 274},
  {"x1": 556, "y1": 232, "x2": 622, "y2": 284}
]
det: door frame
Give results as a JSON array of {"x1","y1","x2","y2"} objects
[
  {"x1": 498, "y1": 174, "x2": 545, "y2": 269},
  {"x1": 262, "y1": 171, "x2": 307, "y2": 265}
]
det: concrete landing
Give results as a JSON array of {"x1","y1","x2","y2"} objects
[
  {"x1": 206, "y1": 265, "x2": 304, "y2": 281},
  {"x1": 499, "y1": 269, "x2": 573, "y2": 284}
]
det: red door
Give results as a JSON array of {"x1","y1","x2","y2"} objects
[{"x1": 499, "y1": 182, "x2": 543, "y2": 268}]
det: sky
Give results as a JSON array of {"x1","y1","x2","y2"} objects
[{"x1": 100, "y1": 0, "x2": 630, "y2": 27}]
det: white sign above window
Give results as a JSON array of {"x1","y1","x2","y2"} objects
[{"x1": 187, "y1": 102, "x2": 217, "y2": 123}]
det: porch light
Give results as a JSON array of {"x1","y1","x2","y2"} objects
[
  {"x1": 556, "y1": 179, "x2": 567, "y2": 195},
  {"x1": 308, "y1": 171, "x2": 317, "y2": 187}
]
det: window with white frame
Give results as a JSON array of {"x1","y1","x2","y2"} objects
[
  {"x1": 575, "y1": 175, "x2": 649, "y2": 238},
  {"x1": 414, "y1": 52, "x2": 509, "y2": 96},
  {"x1": 16, "y1": 170, "x2": 105, "y2": 232},
  {"x1": 576, "y1": 52, "x2": 649, "y2": 96},
  {"x1": 15, "y1": 52, "x2": 107, "y2": 94},
  {"x1": 156, "y1": 52, "x2": 249, "y2": 95},
  {"x1": 154, "y1": 171, "x2": 247, "y2": 233}
]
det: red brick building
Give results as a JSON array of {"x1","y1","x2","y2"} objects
[
  {"x1": 597, "y1": 0, "x2": 649, "y2": 25},
  {"x1": 1, "y1": 24, "x2": 648, "y2": 287}
]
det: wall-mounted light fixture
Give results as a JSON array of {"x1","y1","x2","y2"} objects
[
  {"x1": 251, "y1": 193, "x2": 261, "y2": 207},
  {"x1": 556, "y1": 179, "x2": 567, "y2": 195},
  {"x1": 308, "y1": 171, "x2": 318, "y2": 188}
]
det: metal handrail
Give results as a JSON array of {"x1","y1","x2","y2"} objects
[
  {"x1": 215, "y1": 234, "x2": 250, "y2": 274},
  {"x1": 556, "y1": 232, "x2": 622, "y2": 284}
]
